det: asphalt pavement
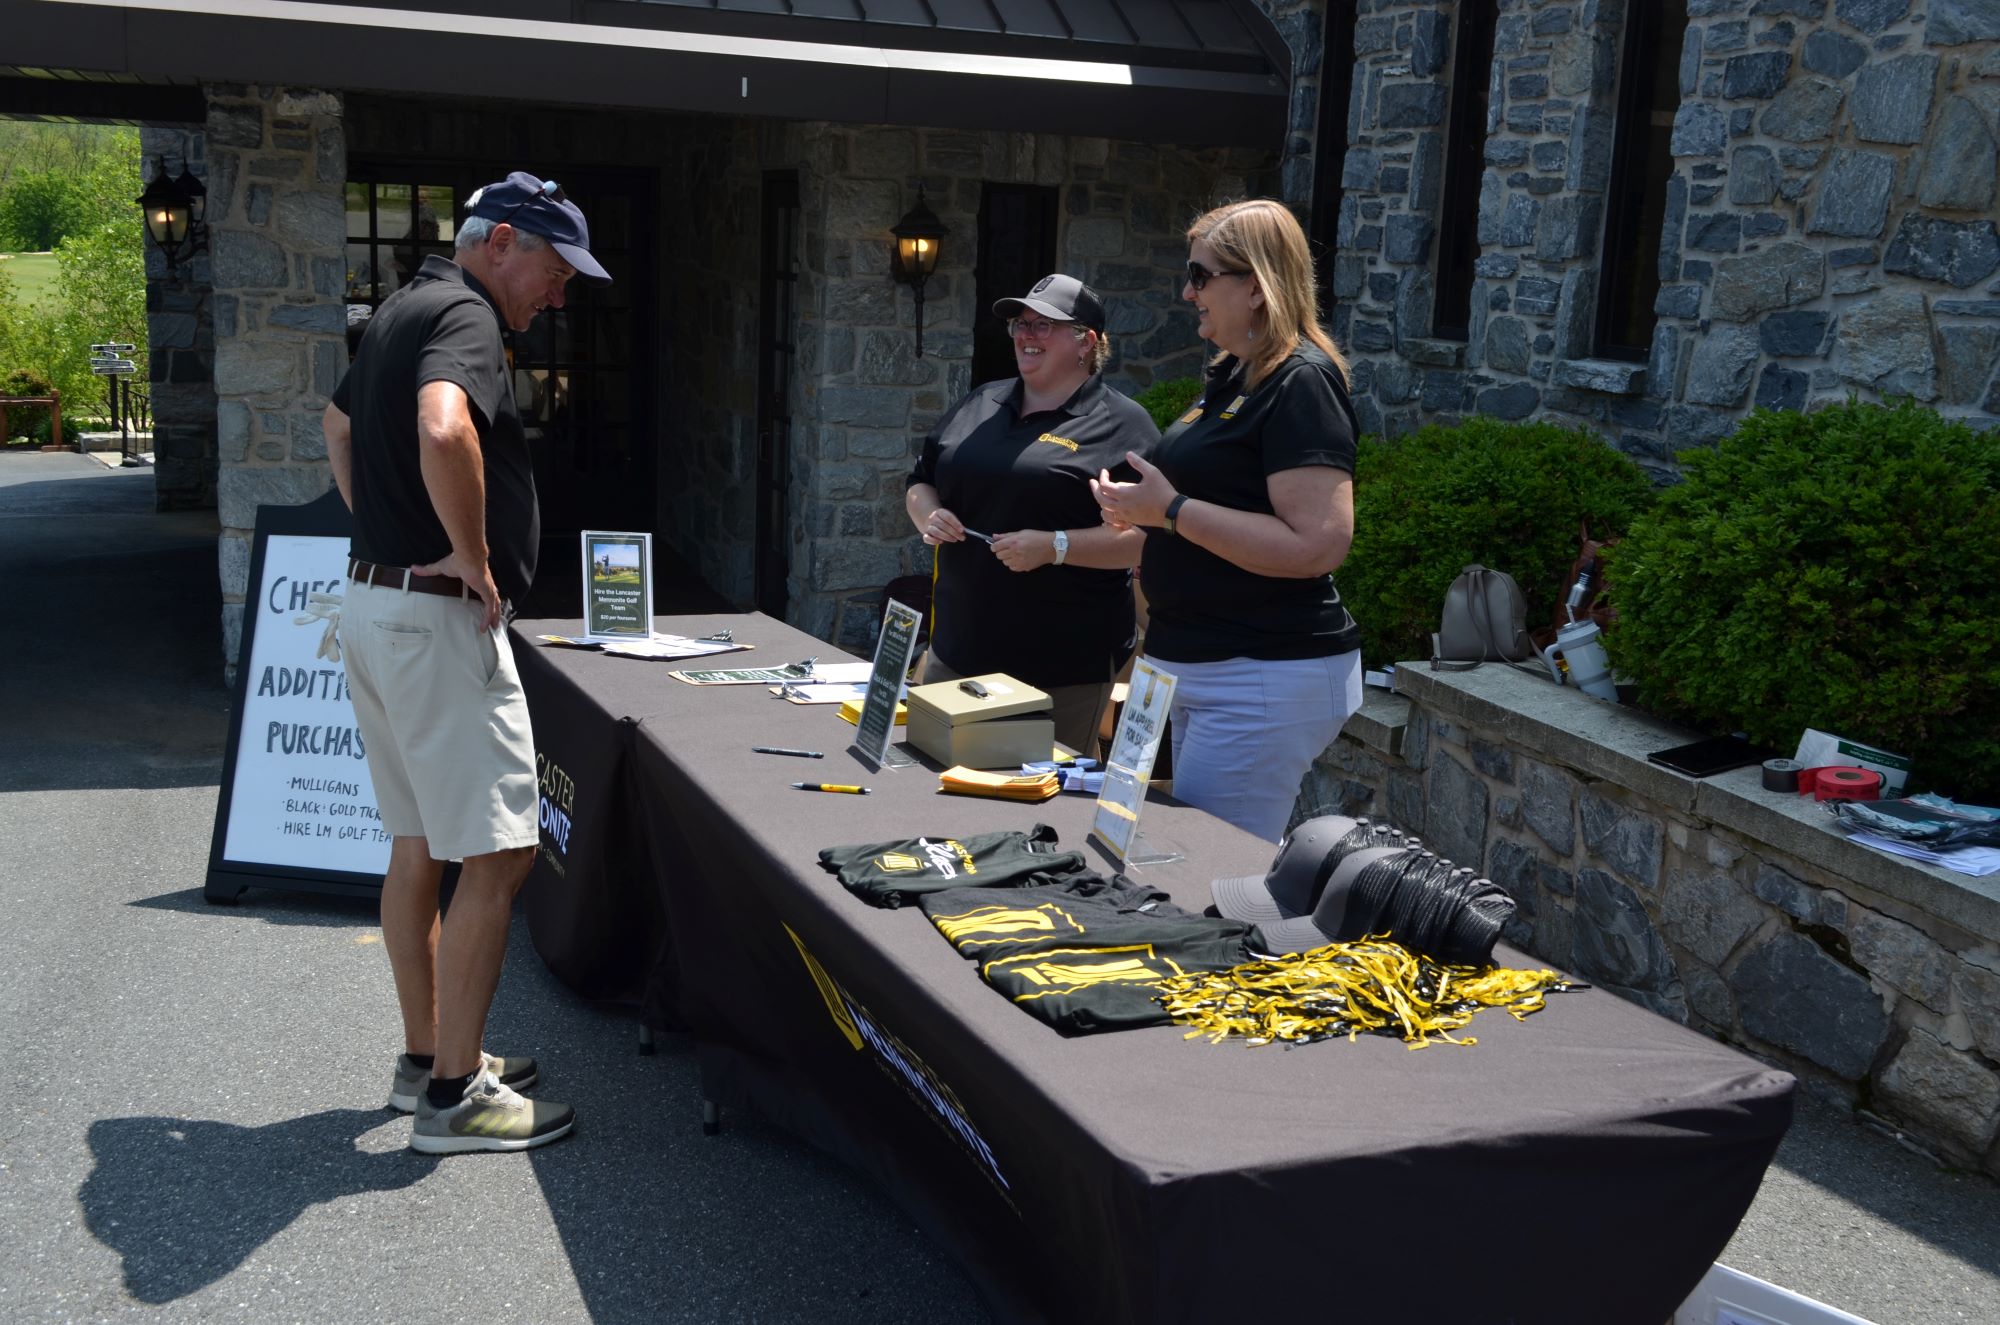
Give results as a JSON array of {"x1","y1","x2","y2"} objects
[{"x1": 1, "y1": 451, "x2": 1995, "y2": 1324}]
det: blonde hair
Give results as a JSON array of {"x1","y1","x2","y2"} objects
[
  {"x1": 1074, "y1": 326, "x2": 1112, "y2": 374},
  {"x1": 1187, "y1": 199, "x2": 1348, "y2": 390}
]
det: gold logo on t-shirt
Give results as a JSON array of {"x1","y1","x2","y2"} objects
[
  {"x1": 1178, "y1": 406, "x2": 1204, "y2": 425},
  {"x1": 1036, "y1": 432, "x2": 1080, "y2": 452},
  {"x1": 878, "y1": 852, "x2": 920, "y2": 872}
]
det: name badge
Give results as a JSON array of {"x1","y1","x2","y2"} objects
[{"x1": 1219, "y1": 394, "x2": 1248, "y2": 420}]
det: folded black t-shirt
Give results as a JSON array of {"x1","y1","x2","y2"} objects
[{"x1": 818, "y1": 823, "x2": 1086, "y2": 908}]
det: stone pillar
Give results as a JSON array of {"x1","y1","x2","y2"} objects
[
  {"x1": 139, "y1": 127, "x2": 217, "y2": 513},
  {"x1": 203, "y1": 85, "x2": 347, "y2": 678}
]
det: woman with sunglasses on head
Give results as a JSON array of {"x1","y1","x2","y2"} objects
[
  {"x1": 905, "y1": 274, "x2": 1160, "y2": 754},
  {"x1": 1090, "y1": 200, "x2": 1364, "y2": 842}
]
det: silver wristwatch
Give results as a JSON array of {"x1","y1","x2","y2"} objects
[{"x1": 1052, "y1": 530, "x2": 1070, "y2": 566}]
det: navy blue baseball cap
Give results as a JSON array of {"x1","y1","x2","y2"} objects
[{"x1": 466, "y1": 171, "x2": 611, "y2": 285}]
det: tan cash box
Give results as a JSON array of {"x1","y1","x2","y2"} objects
[{"x1": 905, "y1": 673, "x2": 1054, "y2": 770}]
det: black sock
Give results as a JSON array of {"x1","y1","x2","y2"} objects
[
  {"x1": 425, "y1": 1071, "x2": 473, "y2": 1109},
  {"x1": 404, "y1": 1052, "x2": 434, "y2": 1069}
]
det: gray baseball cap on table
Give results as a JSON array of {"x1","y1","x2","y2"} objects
[{"x1": 1210, "y1": 814, "x2": 1363, "y2": 924}]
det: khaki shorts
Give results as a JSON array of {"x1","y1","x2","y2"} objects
[{"x1": 340, "y1": 579, "x2": 539, "y2": 861}]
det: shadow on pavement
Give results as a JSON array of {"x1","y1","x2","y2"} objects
[
  {"x1": 77, "y1": 1108, "x2": 437, "y2": 1304},
  {"x1": 1766, "y1": 1091, "x2": 2000, "y2": 1280},
  {"x1": 0, "y1": 461, "x2": 226, "y2": 793},
  {"x1": 129, "y1": 885, "x2": 383, "y2": 928}
]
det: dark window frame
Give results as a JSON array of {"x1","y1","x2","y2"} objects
[
  {"x1": 972, "y1": 183, "x2": 1060, "y2": 388},
  {"x1": 1433, "y1": 0, "x2": 1498, "y2": 342},
  {"x1": 1594, "y1": 0, "x2": 1686, "y2": 361},
  {"x1": 1308, "y1": 1, "x2": 1359, "y2": 322}
]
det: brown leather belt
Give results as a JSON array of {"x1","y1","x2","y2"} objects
[{"x1": 348, "y1": 557, "x2": 471, "y2": 599}]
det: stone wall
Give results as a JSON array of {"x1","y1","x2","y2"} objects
[
  {"x1": 138, "y1": 128, "x2": 218, "y2": 513},
  {"x1": 1335, "y1": 0, "x2": 2000, "y2": 469},
  {"x1": 1301, "y1": 666, "x2": 2000, "y2": 1177},
  {"x1": 199, "y1": 86, "x2": 348, "y2": 674}
]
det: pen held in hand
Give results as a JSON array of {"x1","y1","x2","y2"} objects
[
  {"x1": 794, "y1": 782, "x2": 870, "y2": 795},
  {"x1": 753, "y1": 746, "x2": 824, "y2": 758}
]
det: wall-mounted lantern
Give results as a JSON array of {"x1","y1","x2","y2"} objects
[
  {"x1": 890, "y1": 183, "x2": 947, "y2": 357},
  {"x1": 136, "y1": 156, "x2": 208, "y2": 273}
]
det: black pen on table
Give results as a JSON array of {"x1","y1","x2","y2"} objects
[
  {"x1": 794, "y1": 782, "x2": 870, "y2": 795},
  {"x1": 753, "y1": 745, "x2": 823, "y2": 759}
]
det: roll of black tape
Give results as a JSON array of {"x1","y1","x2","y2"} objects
[{"x1": 1762, "y1": 757, "x2": 1802, "y2": 792}]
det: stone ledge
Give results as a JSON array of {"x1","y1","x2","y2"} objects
[
  {"x1": 1393, "y1": 661, "x2": 1997, "y2": 944},
  {"x1": 1347, "y1": 689, "x2": 1408, "y2": 758},
  {"x1": 1548, "y1": 358, "x2": 1647, "y2": 394},
  {"x1": 1394, "y1": 661, "x2": 1699, "y2": 810}
]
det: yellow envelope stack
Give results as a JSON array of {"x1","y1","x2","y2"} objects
[{"x1": 937, "y1": 766, "x2": 1061, "y2": 802}]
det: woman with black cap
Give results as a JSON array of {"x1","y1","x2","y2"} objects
[{"x1": 905, "y1": 274, "x2": 1161, "y2": 754}]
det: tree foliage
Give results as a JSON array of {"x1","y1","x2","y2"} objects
[
  {"x1": 1605, "y1": 401, "x2": 2000, "y2": 797},
  {"x1": 1339, "y1": 417, "x2": 1656, "y2": 665},
  {"x1": 0, "y1": 125, "x2": 144, "y2": 422}
]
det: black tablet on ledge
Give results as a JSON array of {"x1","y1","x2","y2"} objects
[{"x1": 1647, "y1": 735, "x2": 1778, "y2": 778}]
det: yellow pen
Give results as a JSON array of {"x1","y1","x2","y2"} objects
[{"x1": 794, "y1": 782, "x2": 870, "y2": 795}]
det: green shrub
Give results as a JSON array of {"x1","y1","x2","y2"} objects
[
  {"x1": 1605, "y1": 400, "x2": 2000, "y2": 797},
  {"x1": 2, "y1": 367, "x2": 54, "y2": 445},
  {"x1": 1132, "y1": 376, "x2": 1202, "y2": 432},
  {"x1": 1340, "y1": 416, "x2": 1655, "y2": 665}
]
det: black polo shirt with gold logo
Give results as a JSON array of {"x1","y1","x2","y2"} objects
[
  {"x1": 908, "y1": 375, "x2": 1159, "y2": 688},
  {"x1": 1140, "y1": 344, "x2": 1363, "y2": 663}
]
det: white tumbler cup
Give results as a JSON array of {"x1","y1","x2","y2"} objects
[{"x1": 1555, "y1": 620, "x2": 1618, "y2": 701}]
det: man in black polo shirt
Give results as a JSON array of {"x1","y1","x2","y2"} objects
[{"x1": 322, "y1": 171, "x2": 610, "y2": 1154}]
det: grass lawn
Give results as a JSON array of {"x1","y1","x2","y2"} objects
[{"x1": 0, "y1": 252, "x2": 60, "y2": 308}]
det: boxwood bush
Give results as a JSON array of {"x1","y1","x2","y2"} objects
[
  {"x1": 1340, "y1": 417, "x2": 1655, "y2": 665},
  {"x1": 1605, "y1": 400, "x2": 2000, "y2": 797},
  {"x1": 2, "y1": 367, "x2": 55, "y2": 445},
  {"x1": 1132, "y1": 376, "x2": 1202, "y2": 433}
]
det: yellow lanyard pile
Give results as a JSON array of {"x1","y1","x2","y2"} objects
[{"x1": 1156, "y1": 937, "x2": 1574, "y2": 1049}]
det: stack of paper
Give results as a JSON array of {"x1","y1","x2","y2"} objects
[
  {"x1": 938, "y1": 766, "x2": 1061, "y2": 802},
  {"x1": 1847, "y1": 833, "x2": 2000, "y2": 877}
]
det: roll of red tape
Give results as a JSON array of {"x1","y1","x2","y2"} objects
[{"x1": 1797, "y1": 765, "x2": 1883, "y2": 801}]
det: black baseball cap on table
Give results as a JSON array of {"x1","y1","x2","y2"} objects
[
  {"x1": 993, "y1": 273, "x2": 1105, "y2": 331},
  {"x1": 467, "y1": 171, "x2": 612, "y2": 286}
]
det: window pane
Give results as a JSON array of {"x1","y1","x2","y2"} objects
[
  {"x1": 376, "y1": 183, "x2": 413, "y2": 239},
  {"x1": 346, "y1": 183, "x2": 371, "y2": 239},
  {"x1": 418, "y1": 184, "x2": 455, "y2": 245},
  {"x1": 346, "y1": 242, "x2": 375, "y2": 302}
]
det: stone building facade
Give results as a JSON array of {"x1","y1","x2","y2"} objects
[{"x1": 1334, "y1": 0, "x2": 2000, "y2": 475}]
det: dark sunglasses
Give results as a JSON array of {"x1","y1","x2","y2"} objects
[
  {"x1": 483, "y1": 178, "x2": 567, "y2": 231},
  {"x1": 1186, "y1": 259, "x2": 1251, "y2": 292}
]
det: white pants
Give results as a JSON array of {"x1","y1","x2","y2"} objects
[{"x1": 1150, "y1": 650, "x2": 1363, "y2": 843}]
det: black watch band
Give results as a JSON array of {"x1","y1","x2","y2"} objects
[{"x1": 1163, "y1": 493, "x2": 1189, "y2": 535}]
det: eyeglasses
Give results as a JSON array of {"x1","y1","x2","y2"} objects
[
  {"x1": 1006, "y1": 317, "x2": 1073, "y2": 340},
  {"x1": 481, "y1": 177, "x2": 566, "y2": 232},
  {"x1": 1186, "y1": 260, "x2": 1252, "y2": 292}
]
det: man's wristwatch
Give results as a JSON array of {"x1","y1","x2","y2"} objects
[
  {"x1": 1052, "y1": 530, "x2": 1070, "y2": 565},
  {"x1": 1163, "y1": 494, "x2": 1189, "y2": 536}
]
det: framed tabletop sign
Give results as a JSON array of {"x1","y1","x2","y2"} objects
[
  {"x1": 205, "y1": 489, "x2": 391, "y2": 903},
  {"x1": 851, "y1": 598, "x2": 922, "y2": 769},
  {"x1": 581, "y1": 530, "x2": 652, "y2": 642},
  {"x1": 1089, "y1": 659, "x2": 1179, "y2": 866}
]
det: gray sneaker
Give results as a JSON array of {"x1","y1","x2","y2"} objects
[
  {"x1": 388, "y1": 1051, "x2": 538, "y2": 1113},
  {"x1": 409, "y1": 1065, "x2": 575, "y2": 1154}
]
